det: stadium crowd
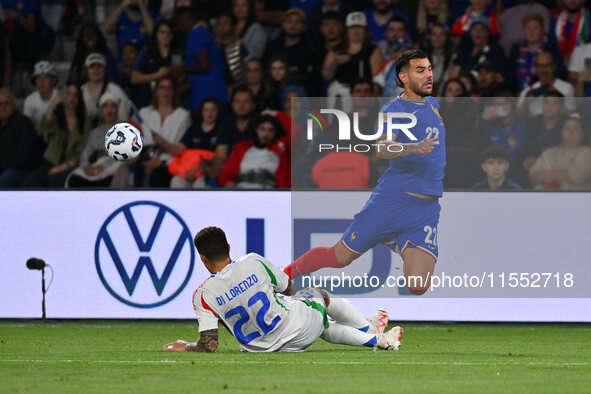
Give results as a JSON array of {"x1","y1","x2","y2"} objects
[{"x1": 1, "y1": 0, "x2": 591, "y2": 190}]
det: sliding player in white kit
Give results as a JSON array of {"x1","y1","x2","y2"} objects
[{"x1": 163, "y1": 226, "x2": 402, "y2": 353}]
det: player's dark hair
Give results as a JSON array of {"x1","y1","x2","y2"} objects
[
  {"x1": 481, "y1": 145, "x2": 509, "y2": 163},
  {"x1": 194, "y1": 227, "x2": 230, "y2": 261},
  {"x1": 395, "y1": 49, "x2": 429, "y2": 87}
]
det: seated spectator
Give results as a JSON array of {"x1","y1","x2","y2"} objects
[
  {"x1": 416, "y1": 0, "x2": 451, "y2": 44},
  {"x1": 218, "y1": 114, "x2": 290, "y2": 188},
  {"x1": 266, "y1": 55, "x2": 290, "y2": 110},
  {"x1": 69, "y1": 22, "x2": 118, "y2": 85},
  {"x1": 422, "y1": 23, "x2": 455, "y2": 95},
  {"x1": 323, "y1": 12, "x2": 384, "y2": 112},
  {"x1": 264, "y1": 9, "x2": 319, "y2": 95},
  {"x1": 449, "y1": 18, "x2": 507, "y2": 80},
  {"x1": 104, "y1": 0, "x2": 158, "y2": 61},
  {"x1": 363, "y1": 0, "x2": 410, "y2": 43},
  {"x1": 170, "y1": 97, "x2": 222, "y2": 188},
  {"x1": 232, "y1": 0, "x2": 267, "y2": 60},
  {"x1": 529, "y1": 113, "x2": 591, "y2": 190},
  {"x1": 81, "y1": 53, "x2": 132, "y2": 124},
  {"x1": 451, "y1": 0, "x2": 498, "y2": 37},
  {"x1": 549, "y1": 0, "x2": 591, "y2": 60},
  {"x1": 440, "y1": 78, "x2": 484, "y2": 188},
  {"x1": 135, "y1": 77, "x2": 191, "y2": 187},
  {"x1": 515, "y1": 91, "x2": 567, "y2": 186},
  {"x1": 253, "y1": 0, "x2": 290, "y2": 28},
  {"x1": 307, "y1": 0, "x2": 352, "y2": 43},
  {"x1": 471, "y1": 145, "x2": 522, "y2": 190},
  {"x1": 175, "y1": 6, "x2": 228, "y2": 110},
  {"x1": 22, "y1": 84, "x2": 92, "y2": 187},
  {"x1": 517, "y1": 51, "x2": 576, "y2": 117},
  {"x1": 474, "y1": 62, "x2": 508, "y2": 97},
  {"x1": 0, "y1": 25, "x2": 11, "y2": 90},
  {"x1": 0, "y1": 88, "x2": 43, "y2": 187},
  {"x1": 207, "y1": 86, "x2": 257, "y2": 182},
  {"x1": 377, "y1": 16, "x2": 412, "y2": 62},
  {"x1": 118, "y1": 41, "x2": 142, "y2": 107},
  {"x1": 244, "y1": 58, "x2": 269, "y2": 111},
  {"x1": 66, "y1": 93, "x2": 125, "y2": 188},
  {"x1": 1, "y1": 0, "x2": 54, "y2": 68},
  {"x1": 131, "y1": 19, "x2": 176, "y2": 108},
  {"x1": 508, "y1": 12, "x2": 564, "y2": 93},
  {"x1": 23, "y1": 61, "x2": 59, "y2": 129},
  {"x1": 499, "y1": 0, "x2": 550, "y2": 56},
  {"x1": 482, "y1": 94, "x2": 526, "y2": 163},
  {"x1": 373, "y1": 43, "x2": 413, "y2": 98},
  {"x1": 458, "y1": 71, "x2": 479, "y2": 97}
]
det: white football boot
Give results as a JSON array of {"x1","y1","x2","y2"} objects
[
  {"x1": 367, "y1": 308, "x2": 389, "y2": 334},
  {"x1": 377, "y1": 326, "x2": 403, "y2": 350}
]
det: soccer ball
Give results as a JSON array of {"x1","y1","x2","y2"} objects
[{"x1": 104, "y1": 122, "x2": 143, "y2": 162}]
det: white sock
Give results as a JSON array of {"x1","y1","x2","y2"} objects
[
  {"x1": 321, "y1": 322, "x2": 378, "y2": 347},
  {"x1": 326, "y1": 297, "x2": 370, "y2": 331}
]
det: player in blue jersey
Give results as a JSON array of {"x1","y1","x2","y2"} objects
[{"x1": 284, "y1": 50, "x2": 444, "y2": 295}]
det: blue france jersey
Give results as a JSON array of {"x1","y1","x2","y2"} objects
[{"x1": 377, "y1": 94, "x2": 446, "y2": 197}]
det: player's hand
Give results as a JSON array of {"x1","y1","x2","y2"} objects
[
  {"x1": 163, "y1": 339, "x2": 189, "y2": 352},
  {"x1": 416, "y1": 137, "x2": 438, "y2": 155}
]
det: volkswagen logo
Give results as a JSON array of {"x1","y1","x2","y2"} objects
[{"x1": 95, "y1": 201, "x2": 195, "y2": 308}]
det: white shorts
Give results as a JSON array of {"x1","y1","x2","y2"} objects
[{"x1": 278, "y1": 288, "x2": 328, "y2": 352}]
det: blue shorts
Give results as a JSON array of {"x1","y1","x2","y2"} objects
[{"x1": 341, "y1": 185, "x2": 440, "y2": 260}]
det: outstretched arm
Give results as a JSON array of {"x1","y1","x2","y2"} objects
[
  {"x1": 162, "y1": 329, "x2": 219, "y2": 353},
  {"x1": 376, "y1": 135, "x2": 439, "y2": 160}
]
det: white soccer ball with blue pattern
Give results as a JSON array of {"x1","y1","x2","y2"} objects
[{"x1": 104, "y1": 122, "x2": 143, "y2": 162}]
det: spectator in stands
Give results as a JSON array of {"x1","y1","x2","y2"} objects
[
  {"x1": 529, "y1": 113, "x2": 591, "y2": 190},
  {"x1": 516, "y1": 91, "x2": 567, "y2": 185},
  {"x1": 207, "y1": 86, "x2": 257, "y2": 183},
  {"x1": 315, "y1": 11, "x2": 345, "y2": 95},
  {"x1": 135, "y1": 77, "x2": 191, "y2": 187},
  {"x1": 323, "y1": 12, "x2": 384, "y2": 111},
  {"x1": 451, "y1": 0, "x2": 498, "y2": 37},
  {"x1": 118, "y1": 41, "x2": 141, "y2": 108},
  {"x1": 363, "y1": 0, "x2": 410, "y2": 43},
  {"x1": 423, "y1": 23, "x2": 455, "y2": 95},
  {"x1": 416, "y1": 0, "x2": 451, "y2": 43},
  {"x1": 499, "y1": 0, "x2": 550, "y2": 56},
  {"x1": 373, "y1": 43, "x2": 413, "y2": 98},
  {"x1": 104, "y1": 0, "x2": 158, "y2": 61},
  {"x1": 482, "y1": 93, "x2": 526, "y2": 163},
  {"x1": 458, "y1": 71, "x2": 480, "y2": 97},
  {"x1": 517, "y1": 51, "x2": 576, "y2": 117},
  {"x1": 39, "y1": 0, "x2": 66, "y2": 34},
  {"x1": 169, "y1": 96, "x2": 222, "y2": 188},
  {"x1": 449, "y1": 18, "x2": 507, "y2": 80},
  {"x1": 266, "y1": 55, "x2": 290, "y2": 110},
  {"x1": 550, "y1": 0, "x2": 591, "y2": 60},
  {"x1": 1, "y1": 0, "x2": 54, "y2": 68},
  {"x1": 175, "y1": 6, "x2": 228, "y2": 110},
  {"x1": 232, "y1": 0, "x2": 267, "y2": 60},
  {"x1": 23, "y1": 61, "x2": 59, "y2": 129},
  {"x1": 0, "y1": 26, "x2": 11, "y2": 90},
  {"x1": 0, "y1": 88, "x2": 43, "y2": 187},
  {"x1": 377, "y1": 16, "x2": 412, "y2": 62},
  {"x1": 218, "y1": 114, "x2": 290, "y2": 189},
  {"x1": 308, "y1": 0, "x2": 351, "y2": 42},
  {"x1": 474, "y1": 62, "x2": 507, "y2": 97},
  {"x1": 69, "y1": 22, "x2": 118, "y2": 85},
  {"x1": 66, "y1": 93, "x2": 124, "y2": 188},
  {"x1": 243, "y1": 58, "x2": 269, "y2": 111},
  {"x1": 149, "y1": 0, "x2": 176, "y2": 19},
  {"x1": 254, "y1": 0, "x2": 291, "y2": 29},
  {"x1": 471, "y1": 145, "x2": 522, "y2": 190},
  {"x1": 131, "y1": 19, "x2": 176, "y2": 108},
  {"x1": 215, "y1": 13, "x2": 245, "y2": 88},
  {"x1": 22, "y1": 84, "x2": 92, "y2": 187},
  {"x1": 264, "y1": 9, "x2": 315, "y2": 94},
  {"x1": 508, "y1": 13, "x2": 565, "y2": 94},
  {"x1": 440, "y1": 78, "x2": 484, "y2": 188},
  {"x1": 81, "y1": 53, "x2": 132, "y2": 124}
]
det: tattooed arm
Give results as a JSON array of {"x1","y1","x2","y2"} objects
[{"x1": 162, "y1": 329, "x2": 218, "y2": 353}]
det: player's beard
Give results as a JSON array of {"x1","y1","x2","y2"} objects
[{"x1": 409, "y1": 79, "x2": 431, "y2": 97}]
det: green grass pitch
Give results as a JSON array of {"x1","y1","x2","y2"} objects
[{"x1": 0, "y1": 321, "x2": 589, "y2": 393}]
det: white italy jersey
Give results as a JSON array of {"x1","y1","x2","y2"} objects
[{"x1": 193, "y1": 253, "x2": 325, "y2": 352}]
